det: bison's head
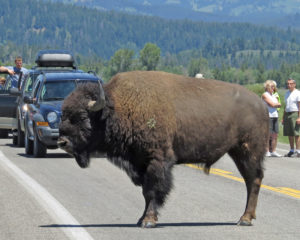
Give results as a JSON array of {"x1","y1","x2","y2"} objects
[{"x1": 58, "y1": 82, "x2": 106, "y2": 168}]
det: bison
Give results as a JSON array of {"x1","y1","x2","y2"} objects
[{"x1": 58, "y1": 71, "x2": 268, "y2": 228}]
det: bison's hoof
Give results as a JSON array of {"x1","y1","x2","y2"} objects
[
  {"x1": 141, "y1": 221, "x2": 156, "y2": 228},
  {"x1": 237, "y1": 219, "x2": 252, "y2": 226}
]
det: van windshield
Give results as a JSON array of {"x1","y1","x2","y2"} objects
[{"x1": 40, "y1": 81, "x2": 76, "y2": 101}]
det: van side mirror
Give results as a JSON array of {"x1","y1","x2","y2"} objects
[{"x1": 23, "y1": 96, "x2": 34, "y2": 104}]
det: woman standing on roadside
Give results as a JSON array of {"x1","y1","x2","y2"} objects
[{"x1": 262, "y1": 80, "x2": 282, "y2": 157}]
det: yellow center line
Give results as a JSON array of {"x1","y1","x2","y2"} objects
[{"x1": 185, "y1": 164, "x2": 300, "y2": 199}]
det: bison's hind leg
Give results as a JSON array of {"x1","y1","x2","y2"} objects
[
  {"x1": 138, "y1": 159, "x2": 174, "y2": 228},
  {"x1": 228, "y1": 143, "x2": 264, "y2": 226}
]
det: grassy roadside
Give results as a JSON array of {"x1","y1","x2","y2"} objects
[{"x1": 276, "y1": 88, "x2": 289, "y2": 144}]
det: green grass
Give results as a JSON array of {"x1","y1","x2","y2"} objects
[
  {"x1": 276, "y1": 88, "x2": 289, "y2": 144},
  {"x1": 278, "y1": 122, "x2": 289, "y2": 144}
]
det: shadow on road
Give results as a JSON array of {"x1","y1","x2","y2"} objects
[
  {"x1": 17, "y1": 153, "x2": 73, "y2": 158},
  {"x1": 40, "y1": 222, "x2": 237, "y2": 228},
  {"x1": 1, "y1": 143, "x2": 16, "y2": 147}
]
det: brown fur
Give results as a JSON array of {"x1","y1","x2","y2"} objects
[
  {"x1": 105, "y1": 71, "x2": 268, "y2": 168},
  {"x1": 59, "y1": 71, "x2": 269, "y2": 228}
]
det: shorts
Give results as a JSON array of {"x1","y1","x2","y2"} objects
[
  {"x1": 283, "y1": 111, "x2": 300, "y2": 136},
  {"x1": 269, "y1": 117, "x2": 279, "y2": 134}
]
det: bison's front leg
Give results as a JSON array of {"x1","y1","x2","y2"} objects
[{"x1": 137, "y1": 160, "x2": 174, "y2": 228}]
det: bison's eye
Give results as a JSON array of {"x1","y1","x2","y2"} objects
[
  {"x1": 61, "y1": 110, "x2": 88, "y2": 126},
  {"x1": 69, "y1": 116, "x2": 79, "y2": 125},
  {"x1": 68, "y1": 111, "x2": 88, "y2": 125},
  {"x1": 61, "y1": 114, "x2": 67, "y2": 122}
]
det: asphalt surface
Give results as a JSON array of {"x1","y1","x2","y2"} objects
[{"x1": 0, "y1": 138, "x2": 299, "y2": 240}]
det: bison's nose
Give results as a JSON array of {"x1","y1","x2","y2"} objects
[
  {"x1": 57, "y1": 137, "x2": 67, "y2": 148},
  {"x1": 57, "y1": 137, "x2": 74, "y2": 156}
]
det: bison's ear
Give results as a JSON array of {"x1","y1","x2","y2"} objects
[{"x1": 88, "y1": 84, "x2": 106, "y2": 112}]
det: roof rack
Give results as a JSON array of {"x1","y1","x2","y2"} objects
[{"x1": 35, "y1": 50, "x2": 76, "y2": 69}]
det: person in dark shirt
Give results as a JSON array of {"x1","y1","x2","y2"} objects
[
  {"x1": 0, "y1": 66, "x2": 14, "y2": 75},
  {"x1": 0, "y1": 56, "x2": 29, "y2": 89}
]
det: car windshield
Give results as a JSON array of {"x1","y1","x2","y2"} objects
[{"x1": 40, "y1": 81, "x2": 76, "y2": 101}]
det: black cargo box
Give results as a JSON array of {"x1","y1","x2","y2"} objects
[{"x1": 35, "y1": 50, "x2": 75, "y2": 68}]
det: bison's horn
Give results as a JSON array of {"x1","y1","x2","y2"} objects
[{"x1": 88, "y1": 83, "x2": 106, "y2": 111}]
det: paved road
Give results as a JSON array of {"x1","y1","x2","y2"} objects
[{"x1": 0, "y1": 138, "x2": 299, "y2": 240}]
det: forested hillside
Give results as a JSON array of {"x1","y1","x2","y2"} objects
[
  {"x1": 1, "y1": 0, "x2": 300, "y2": 61},
  {"x1": 1, "y1": 0, "x2": 300, "y2": 86}
]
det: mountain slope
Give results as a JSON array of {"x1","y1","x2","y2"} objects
[{"x1": 49, "y1": 0, "x2": 300, "y2": 27}]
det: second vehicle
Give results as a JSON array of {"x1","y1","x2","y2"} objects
[{"x1": 24, "y1": 72, "x2": 101, "y2": 157}]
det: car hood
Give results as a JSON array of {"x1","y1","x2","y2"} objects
[{"x1": 39, "y1": 101, "x2": 63, "y2": 114}]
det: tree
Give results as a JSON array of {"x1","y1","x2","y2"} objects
[
  {"x1": 104, "y1": 48, "x2": 134, "y2": 80},
  {"x1": 139, "y1": 43, "x2": 161, "y2": 70},
  {"x1": 187, "y1": 57, "x2": 213, "y2": 78},
  {"x1": 241, "y1": 60, "x2": 248, "y2": 72},
  {"x1": 290, "y1": 72, "x2": 300, "y2": 86},
  {"x1": 256, "y1": 61, "x2": 265, "y2": 83}
]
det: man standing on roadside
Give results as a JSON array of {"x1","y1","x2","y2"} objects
[
  {"x1": 0, "y1": 56, "x2": 28, "y2": 89},
  {"x1": 283, "y1": 78, "x2": 300, "y2": 157}
]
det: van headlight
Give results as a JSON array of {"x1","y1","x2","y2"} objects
[
  {"x1": 47, "y1": 112, "x2": 57, "y2": 123},
  {"x1": 22, "y1": 104, "x2": 28, "y2": 112}
]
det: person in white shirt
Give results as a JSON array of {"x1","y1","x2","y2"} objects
[
  {"x1": 262, "y1": 80, "x2": 281, "y2": 157},
  {"x1": 283, "y1": 78, "x2": 300, "y2": 157}
]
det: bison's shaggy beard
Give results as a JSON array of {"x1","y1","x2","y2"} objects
[
  {"x1": 70, "y1": 130, "x2": 93, "y2": 168},
  {"x1": 73, "y1": 150, "x2": 90, "y2": 168}
]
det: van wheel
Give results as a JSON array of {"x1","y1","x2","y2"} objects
[
  {"x1": 12, "y1": 135, "x2": 18, "y2": 145},
  {"x1": 33, "y1": 128, "x2": 47, "y2": 158},
  {"x1": 25, "y1": 129, "x2": 33, "y2": 155},
  {"x1": 17, "y1": 121, "x2": 25, "y2": 147}
]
